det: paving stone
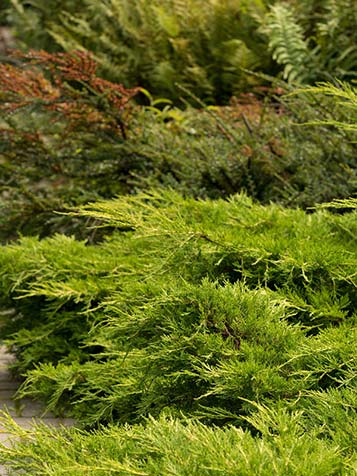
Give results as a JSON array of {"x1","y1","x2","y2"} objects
[
  {"x1": 1, "y1": 399, "x2": 54, "y2": 418},
  {"x1": 0, "y1": 365, "x2": 15, "y2": 378},
  {"x1": 0, "y1": 347, "x2": 75, "y2": 474},
  {"x1": 0, "y1": 358, "x2": 14, "y2": 365},
  {"x1": 1, "y1": 417, "x2": 74, "y2": 430},
  {"x1": 0, "y1": 387, "x2": 62, "y2": 419},
  {"x1": 0, "y1": 433, "x2": 12, "y2": 447},
  {"x1": 0, "y1": 381, "x2": 18, "y2": 391}
]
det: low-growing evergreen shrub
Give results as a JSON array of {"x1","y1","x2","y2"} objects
[
  {"x1": 293, "y1": 79, "x2": 357, "y2": 133},
  {"x1": 0, "y1": 192, "x2": 355, "y2": 426},
  {"x1": 131, "y1": 88, "x2": 357, "y2": 207},
  {"x1": 0, "y1": 191, "x2": 356, "y2": 474},
  {"x1": 0, "y1": 411, "x2": 353, "y2": 475}
]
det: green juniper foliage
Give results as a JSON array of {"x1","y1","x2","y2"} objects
[
  {"x1": 0, "y1": 412, "x2": 353, "y2": 475},
  {"x1": 0, "y1": 192, "x2": 355, "y2": 423},
  {"x1": 0, "y1": 191, "x2": 356, "y2": 473},
  {"x1": 293, "y1": 80, "x2": 357, "y2": 133}
]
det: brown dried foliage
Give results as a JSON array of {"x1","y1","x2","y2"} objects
[{"x1": 0, "y1": 50, "x2": 141, "y2": 138}]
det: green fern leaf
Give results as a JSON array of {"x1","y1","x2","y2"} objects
[{"x1": 260, "y1": 3, "x2": 311, "y2": 83}]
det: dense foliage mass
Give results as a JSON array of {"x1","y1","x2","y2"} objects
[
  {"x1": 0, "y1": 192, "x2": 356, "y2": 473},
  {"x1": 1, "y1": 413, "x2": 355, "y2": 476},
  {"x1": 1, "y1": 52, "x2": 356, "y2": 242},
  {"x1": 7, "y1": 0, "x2": 357, "y2": 102},
  {"x1": 0, "y1": 2, "x2": 356, "y2": 475},
  {"x1": 0, "y1": 50, "x2": 140, "y2": 240}
]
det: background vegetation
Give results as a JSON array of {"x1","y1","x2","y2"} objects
[
  {"x1": 0, "y1": 51, "x2": 356, "y2": 242},
  {"x1": 7, "y1": 0, "x2": 357, "y2": 102}
]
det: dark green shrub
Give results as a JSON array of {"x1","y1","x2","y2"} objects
[
  {"x1": 129, "y1": 89, "x2": 357, "y2": 207},
  {"x1": 0, "y1": 0, "x2": 10, "y2": 26},
  {"x1": 0, "y1": 50, "x2": 141, "y2": 241},
  {"x1": 1, "y1": 51, "x2": 356, "y2": 242}
]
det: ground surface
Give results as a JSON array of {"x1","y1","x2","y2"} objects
[{"x1": 0, "y1": 346, "x2": 74, "y2": 475}]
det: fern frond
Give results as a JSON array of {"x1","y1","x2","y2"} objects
[
  {"x1": 260, "y1": 3, "x2": 311, "y2": 83},
  {"x1": 8, "y1": 0, "x2": 271, "y2": 102}
]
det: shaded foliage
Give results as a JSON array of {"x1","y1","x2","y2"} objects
[
  {"x1": 1, "y1": 52, "x2": 356, "y2": 242},
  {"x1": 7, "y1": 0, "x2": 357, "y2": 103},
  {"x1": 0, "y1": 50, "x2": 140, "y2": 240}
]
